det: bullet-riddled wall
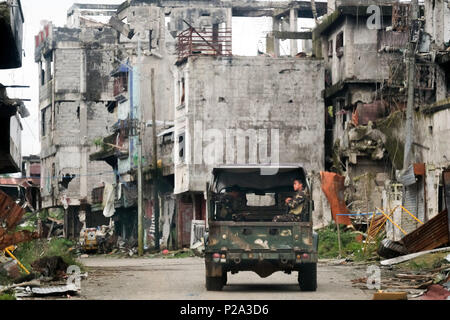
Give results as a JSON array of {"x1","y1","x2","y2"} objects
[
  {"x1": 174, "y1": 55, "x2": 330, "y2": 227},
  {"x1": 37, "y1": 25, "x2": 117, "y2": 208}
]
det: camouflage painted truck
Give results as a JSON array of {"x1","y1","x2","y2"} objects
[{"x1": 204, "y1": 165, "x2": 319, "y2": 291}]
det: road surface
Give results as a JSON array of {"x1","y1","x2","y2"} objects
[{"x1": 74, "y1": 256, "x2": 373, "y2": 300}]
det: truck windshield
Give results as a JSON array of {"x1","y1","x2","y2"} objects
[
  {"x1": 210, "y1": 167, "x2": 308, "y2": 222},
  {"x1": 246, "y1": 193, "x2": 276, "y2": 207}
]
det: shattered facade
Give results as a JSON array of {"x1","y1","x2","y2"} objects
[
  {"x1": 35, "y1": 5, "x2": 119, "y2": 238},
  {"x1": 314, "y1": 0, "x2": 450, "y2": 239},
  {"x1": 85, "y1": 0, "x2": 333, "y2": 249}
]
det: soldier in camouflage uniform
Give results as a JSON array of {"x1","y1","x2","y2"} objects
[{"x1": 273, "y1": 179, "x2": 306, "y2": 222}]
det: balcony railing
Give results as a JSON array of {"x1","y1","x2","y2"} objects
[{"x1": 177, "y1": 27, "x2": 232, "y2": 61}]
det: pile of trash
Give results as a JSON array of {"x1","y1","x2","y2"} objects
[{"x1": 0, "y1": 255, "x2": 86, "y2": 299}]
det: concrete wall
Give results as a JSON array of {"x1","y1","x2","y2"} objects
[
  {"x1": 174, "y1": 55, "x2": 330, "y2": 227},
  {"x1": 175, "y1": 55, "x2": 325, "y2": 193},
  {"x1": 323, "y1": 16, "x2": 391, "y2": 85},
  {"x1": 115, "y1": 4, "x2": 231, "y2": 174},
  {"x1": 424, "y1": 0, "x2": 450, "y2": 49},
  {"x1": 37, "y1": 25, "x2": 118, "y2": 208}
]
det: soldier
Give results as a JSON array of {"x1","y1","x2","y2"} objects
[
  {"x1": 273, "y1": 179, "x2": 306, "y2": 222},
  {"x1": 218, "y1": 187, "x2": 247, "y2": 220}
]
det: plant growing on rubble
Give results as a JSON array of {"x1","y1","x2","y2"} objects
[{"x1": 14, "y1": 238, "x2": 84, "y2": 273}]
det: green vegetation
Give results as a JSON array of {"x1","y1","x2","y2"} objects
[
  {"x1": 397, "y1": 252, "x2": 450, "y2": 271},
  {"x1": 0, "y1": 269, "x2": 12, "y2": 286},
  {"x1": 0, "y1": 270, "x2": 15, "y2": 300},
  {"x1": 0, "y1": 293, "x2": 16, "y2": 300},
  {"x1": 13, "y1": 238, "x2": 83, "y2": 272},
  {"x1": 317, "y1": 223, "x2": 379, "y2": 261},
  {"x1": 157, "y1": 249, "x2": 196, "y2": 259},
  {"x1": 93, "y1": 137, "x2": 105, "y2": 148}
]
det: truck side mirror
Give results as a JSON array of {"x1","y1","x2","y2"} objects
[{"x1": 311, "y1": 200, "x2": 315, "y2": 211}]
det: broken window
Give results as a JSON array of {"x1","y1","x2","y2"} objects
[
  {"x1": 178, "y1": 133, "x2": 185, "y2": 163},
  {"x1": 336, "y1": 31, "x2": 344, "y2": 58},
  {"x1": 40, "y1": 62, "x2": 45, "y2": 86},
  {"x1": 41, "y1": 107, "x2": 48, "y2": 137},
  {"x1": 328, "y1": 39, "x2": 333, "y2": 57},
  {"x1": 180, "y1": 78, "x2": 185, "y2": 105},
  {"x1": 113, "y1": 72, "x2": 128, "y2": 97}
]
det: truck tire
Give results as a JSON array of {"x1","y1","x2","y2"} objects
[
  {"x1": 222, "y1": 272, "x2": 228, "y2": 286},
  {"x1": 298, "y1": 263, "x2": 317, "y2": 291},
  {"x1": 206, "y1": 275, "x2": 223, "y2": 291}
]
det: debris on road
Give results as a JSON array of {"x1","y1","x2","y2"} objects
[
  {"x1": 380, "y1": 247, "x2": 450, "y2": 266},
  {"x1": 420, "y1": 284, "x2": 450, "y2": 300},
  {"x1": 372, "y1": 291, "x2": 407, "y2": 300},
  {"x1": 400, "y1": 209, "x2": 449, "y2": 254},
  {"x1": 30, "y1": 256, "x2": 69, "y2": 280}
]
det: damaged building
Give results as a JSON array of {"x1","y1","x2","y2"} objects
[
  {"x1": 35, "y1": 4, "x2": 119, "y2": 239},
  {"x1": 313, "y1": 0, "x2": 450, "y2": 243},
  {"x1": 0, "y1": 0, "x2": 27, "y2": 174},
  {"x1": 0, "y1": 0, "x2": 39, "y2": 250},
  {"x1": 86, "y1": 0, "x2": 331, "y2": 250}
]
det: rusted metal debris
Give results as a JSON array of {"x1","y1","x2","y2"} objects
[
  {"x1": 319, "y1": 171, "x2": 352, "y2": 226},
  {"x1": 0, "y1": 190, "x2": 40, "y2": 250},
  {"x1": 177, "y1": 24, "x2": 232, "y2": 61},
  {"x1": 400, "y1": 209, "x2": 449, "y2": 254},
  {"x1": 392, "y1": 3, "x2": 410, "y2": 33}
]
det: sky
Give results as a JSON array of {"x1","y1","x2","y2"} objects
[{"x1": 0, "y1": 0, "x2": 319, "y2": 157}]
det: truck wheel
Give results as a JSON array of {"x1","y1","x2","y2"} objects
[
  {"x1": 298, "y1": 263, "x2": 317, "y2": 291},
  {"x1": 206, "y1": 275, "x2": 223, "y2": 291},
  {"x1": 222, "y1": 272, "x2": 228, "y2": 286}
]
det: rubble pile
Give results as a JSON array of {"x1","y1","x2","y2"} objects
[{"x1": 0, "y1": 253, "x2": 86, "y2": 299}]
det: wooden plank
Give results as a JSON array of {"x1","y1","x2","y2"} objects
[{"x1": 373, "y1": 291, "x2": 408, "y2": 300}]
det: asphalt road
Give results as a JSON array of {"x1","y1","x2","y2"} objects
[{"x1": 74, "y1": 256, "x2": 373, "y2": 300}]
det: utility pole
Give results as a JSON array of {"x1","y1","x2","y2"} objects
[
  {"x1": 403, "y1": 0, "x2": 419, "y2": 169},
  {"x1": 137, "y1": 36, "x2": 144, "y2": 256},
  {"x1": 151, "y1": 68, "x2": 160, "y2": 251}
]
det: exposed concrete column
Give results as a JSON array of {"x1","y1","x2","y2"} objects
[
  {"x1": 289, "y1": 9, "x2": 298, "y2": 56},
  {"x1": 226, "y1": 7, "x2": 232, "y2": 31},
  {"x1": 328, "y1": 0, "x2": 336, "y2": 14},
  {"x1": 271, "y1": 17, "x2": 280, "y2": 57},
  {"x1": 79, "y1": 48, "x2": 88, "y2": 200}
]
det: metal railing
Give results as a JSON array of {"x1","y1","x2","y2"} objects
[{"x1": 177, "y1": 27, "x2": 232, "y2": 61}]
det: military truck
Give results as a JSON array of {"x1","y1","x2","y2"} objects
[{"x1": 204, "y1": 165, "x2": 319, "y2": 291}]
